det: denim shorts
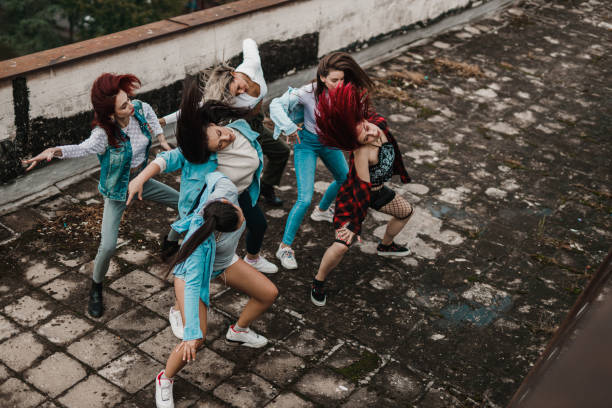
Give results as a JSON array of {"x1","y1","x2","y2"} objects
[{"x1": 173, "y1": 254, "x2": 239, "y2": 281}]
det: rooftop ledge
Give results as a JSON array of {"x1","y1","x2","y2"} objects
[{"x1": 0, "y1": 0, "x2": 293, "y2": 81}]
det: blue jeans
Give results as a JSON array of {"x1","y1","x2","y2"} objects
[
  {"x1": 282, "y1": 129, "x2": 348, "y2": 246},
  {"x1": 93, "y1": 178, "x2": 179, "y2": 283}
]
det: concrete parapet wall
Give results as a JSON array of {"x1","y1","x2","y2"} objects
[{"x1": 0, "y1": 0, "x2": 496, "y2": 185}]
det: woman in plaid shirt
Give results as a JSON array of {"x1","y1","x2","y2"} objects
[{"x1": 310, "y1": 82, "x2": 414, "y2": 306}]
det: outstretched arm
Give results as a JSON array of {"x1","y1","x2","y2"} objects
[
  {"x1": 126, "y1": 161, "x2": 162, "y2": 205},
  {"x1": 22, "y1": 147, "x2": 63, "y2": 171}
]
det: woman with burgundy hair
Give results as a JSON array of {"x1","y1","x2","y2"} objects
[
  {"x1": 23, "y1": 73, "x2": 178, "y2": 318},
  {"x1": 310, "y1": 82, "x2": 414, "y2": 306}
]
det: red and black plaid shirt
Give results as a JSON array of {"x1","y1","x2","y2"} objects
[{"x1": 333, "y1": 113, "x2": 411, "y2": 235}]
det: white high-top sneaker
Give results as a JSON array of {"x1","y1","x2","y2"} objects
[{"x1": 155, "y1": 370, "x2": 174, "y2": 408}]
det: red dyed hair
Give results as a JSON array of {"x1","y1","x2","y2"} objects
[
  {"x1": 90, "y1": 73, "x2": 141, "y2": 147},
  {"x1": 315, "y1": 82, "x2": 370, "y2": 151}
]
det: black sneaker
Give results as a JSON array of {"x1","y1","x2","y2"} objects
[
  {"x1": 88, "y1": 280, "x2": 104, "y2": 318},
  {"x1": 376, "y1": 242, "x2": 411, "y2": 257},
  {"x1": 160, "y1": 235, "x2": 180, "y2": 262},
  {"x1": 260, "y1": 182, "x2": 283, "y2": 207},
  {"x1": 311, "y1": 279, "x2": 326, "y2": 307}
]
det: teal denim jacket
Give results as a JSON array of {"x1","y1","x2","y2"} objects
[
  {"x1": 170, "y1": 171, "x2": 227, "y2": 341},
  {"x1": 158, "y1": 119, "x2": 263, "y2": 218},
  {"x1": 269, "y1": 87, "x2": 305, "y2": 140},
  {"x1": 97, "y1": 100, "x2": 153, "y2": 201}
]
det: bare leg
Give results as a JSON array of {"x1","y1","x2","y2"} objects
[
  {"x1": 381, "y1": 217, "x2": 410, "y2": 245},
  {"x1": 165, "y1": 278, "x2": 207, "y2": 378},
  {"x1": 315, "y1": 242, "x2": 349, "y2": 282},
  {"x1": 219, "y1": 259, "x2": 278, "y2": 328}
]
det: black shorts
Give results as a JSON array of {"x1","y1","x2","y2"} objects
[{"x1": 370, "y1": 185, "x2": 396, "y2": 211}]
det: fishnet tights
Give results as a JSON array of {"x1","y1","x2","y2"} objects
[{"x1": 377, "y1": 194, "x2": 413, "y2": 220}]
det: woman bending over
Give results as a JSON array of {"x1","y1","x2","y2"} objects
[
  {"x1": 154, "y1": 172, "x2": 278, "y2": 408},
  {"x1": 270, "y1": 52, "x2": 373, "y2": 270},
  {"x1": 23, "y1": 73, "x2": 177, "y2": 318},
  {"x1": 311, "y1": 82, "x2": 414, "y2": 306}
]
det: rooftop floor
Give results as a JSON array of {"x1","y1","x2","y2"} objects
[{"x1": 0, "y1": 0, "x2": 611, "y2": 406}]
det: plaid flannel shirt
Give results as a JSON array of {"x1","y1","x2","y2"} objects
[{"x1": 333, "y1": 113, "x2": 411, "y2": 235}]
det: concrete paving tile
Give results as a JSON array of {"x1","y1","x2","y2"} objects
[
  {"x1": 148, "y1": 262, "x2": 174, "y2": 283},
  {"x1": 265, "y1": 392, "x2": 315, "y2": 408},
  {"x1": 208, "y1": 337, "x2": 264, "y2": 363},
  {"x1": 78, "y1": 259, "x2": 122, "y2": 280},
  {"x1": 417, "y1": 386, "x2": 461, "y2": 407},
  {"x1": 107, "y1": 306, "x2": 167, "y2": 344},
  {"x1": 252, "y1": 347, "x2": 306, "y2": 386},
  {"x1": 37, "y1": 401, "x2": 61, "y2": 408},
  {"x1": 340, "y1": 387, "x2": 392, "y2": 407},
  {"x1": 0, "y1": 331, "x2": 46, "y2": 372},
  {"x1": 117, "y1": 248, "x2": 153, "y2": 265},
  {"x1": 213, "y1": 290, "x2": 249, "y2": 319},
  {"x1": 371, "y1": 362, "x2": 422, "y2": 402},
  {"x1": 213, "y1": 373, "x2": 278, "y2": 408},
  {"x1": 24, "y1": 352, "x2": 87, "y2": 397},
  {"x1": 0, "y1": 378, "x2": 45, "y2": 407},
  {"x1": 58, "y1": 375, "x2": 128, "y2": 408},
  {"x1": 138, "y1": 326, "x2": 176, "y2": 363},
  {"x1": 36, "y1": 313, "x2": 94, "y2": 345},
  {"x1": 142, "y1": 286, "x2": 175, "y2": 317},
  {"x1": 0, "y1": 208, "x2": 44, "y2": 234},
  {"x1": 2, "y1": 293, "x2": 55, "y2": 327},
  {"x1": 98, "y1": 349, "x2": 158, "y2": 393},
  {"x1": 293, "y1": 367, "x2": 355, "y2": 405},
  {"x1": 0, "y1": 362, "x2": 10, "y2": 383},
  {"x1": 109, "y1": 269, "x2": 166, "y2": 302},
  {"x1": 133, "y1": 377, "x2": 203, "y2": 408},
  {"x1": 24, "y1": 262, "x2": 64, "y2": 286},
  {"x1": 281, "y1": 328, "x2": 334, "y2": 358},
  {"x1": 180, "y1": 347, "x2": 235, "y2": 391},
  {"x1": 40, "y1": 271, "x2": 89, "y2": 304},
  {"x1": 67, "y1": 329, "x2": 131, "y2": 369},
  {"x1": 205, "y1": 309, "x2": 232, "y2": 342},
  {"x1": 82, "y1": 290, "x2": 135, "y2": 324},
  {"x1": 0, "y1": 314, "x2": 20, "y2": 342}
]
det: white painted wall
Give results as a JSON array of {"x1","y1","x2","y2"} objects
[
  {"x1": 1, "y1": 0, "x2": 474, "y2": 142},
  {"x1": 0, "y1": 84, "x2": 15, "y2": 140}
]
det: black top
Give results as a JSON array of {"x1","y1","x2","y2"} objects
[{"x1": 369, "y1": 142, "x2": 395, "y2": 185}]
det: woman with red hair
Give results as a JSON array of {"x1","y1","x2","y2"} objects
[
  {"x1": 310, "y1": 82, "x2": 414, "y2": 306},
  {"x1": 23, "y1": 73, "x2": 178, "y2": 318}
]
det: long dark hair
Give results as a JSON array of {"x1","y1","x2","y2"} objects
[
  {"x1": 168, "y1": 200, "x2": 241, "y2": 275},
  {"x1": 176, "y1": 78, "x2": 250, "y2": 164},
  {"x1": 91, "y1": 73, "x2": 141, "y2": 148},
  {"x1": 314, "y1": 52, "x2": 373, "y2": 101}
]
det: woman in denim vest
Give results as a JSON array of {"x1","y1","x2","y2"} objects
[
  {"x1": 23, "y1": 73, "x2": 178, "y2": 318},
  {"x1": 269, "y1": 52, "x2": 373, "y2": 270}
]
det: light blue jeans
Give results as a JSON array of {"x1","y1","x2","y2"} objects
[
  {"x1": 93, "y1": 178, "x2": 179, "y2": 283},
  {"x1": 282, "y1": 129, "x2": 348, "y2": 246}
]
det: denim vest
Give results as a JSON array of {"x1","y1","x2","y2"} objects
[{"x1": 97, "y1": 100, "x2": 153, "y2": 201}]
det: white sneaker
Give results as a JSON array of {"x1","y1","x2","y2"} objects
[
  {"x1": 225, "y1": 325, "x2": 268, "y2": 348},
  {"x1": 310, "y1": 206, "x2": 334, "y2": 223},
  {"x1": 168, "y1": 307, "x2": 184, "y2": 340},
  {"x1": 275, "y1": 245, "x2": 298, "y2": 270},
  {"x1": 155, "y1": 370, "x2": 174, "y2": 408},
  {"x1": 244, "y1": 255, "x2": 278, "y2": 274}
]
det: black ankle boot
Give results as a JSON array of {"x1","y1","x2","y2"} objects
[
  {"x1": 88, "y1": 280, "x2": 104, "y2": 318},
  {"x1": 260, "y1": 182, "x2": 283, "y2": 206},
  {"x1": 160, "y1": 235, "x2": 180, "y2": 262}
]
